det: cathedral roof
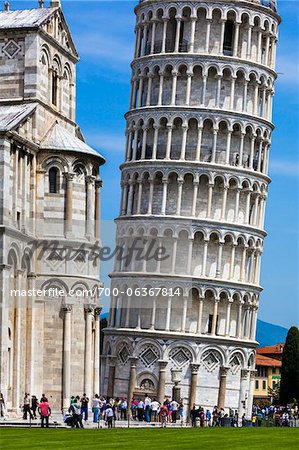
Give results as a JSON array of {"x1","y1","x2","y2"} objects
[
  {"x1": 0, "y1": 103, "x2": 37, "y2": 132},
  {"x1": 41, "y1": 122, "x2": 105, "y2": 163},
  {"x1": 0, "y1": 7, "x2": 56, "y2": 29}
]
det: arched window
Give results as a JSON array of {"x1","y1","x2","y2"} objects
[
  {"x1": 52, "y1": 71, "x2": 58, "y2": 106},
  {"x1": 223, "y1": 21, "x2": 234, "y2": 55},
  {"x1": 49, "y1": 167, "x2": 59, "y2": 193}
]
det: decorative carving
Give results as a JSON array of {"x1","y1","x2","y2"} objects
[
  {"x1": 169, "y1": 347, "x2": 192, "y2": 368},
  {"x1": 118, "y1": 344, "x2": 130, "y2": 365},
  {"x1": 202, "y1": 350, "x2": 221, "y2": 372},
  {"x1": 3, "y1": 40, "x2": 21, "y2": 59},
  {"x1": 140, "y1": 346, "x2": 159, "y2": 367}
]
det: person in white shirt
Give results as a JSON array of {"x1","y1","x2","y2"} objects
[
  {"x1": 151, "y1": 398, "x2": 160, "y2": 422},
  {"x1": 137, "y1": 399, "x2": 145, "y2": 421},
  {"x1": 170, "y1": 399, "x2": 179, "y2": 423},
  {"x1": 104, "y1": 404, "x2": 114, "y2": 428},
  {"x1": 144, "y1": 394, "x2": 152, "y2": 422}
]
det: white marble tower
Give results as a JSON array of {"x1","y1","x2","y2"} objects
[{"x1": 103, "y1": 0, "x2": 280, "y2": 417}]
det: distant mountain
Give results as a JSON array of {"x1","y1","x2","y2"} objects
[
  {"x1": 256, "y1": 319, "x2": 288, "y2": 347},
  {"x1": 100, "y1": 313, "x2": 288, "y2": 348}
]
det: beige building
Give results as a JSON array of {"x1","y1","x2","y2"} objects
[
  {"x1": 103, "y1": 0, "x2": 280, "y2": 419},
  {"x1": 0, "y1": 1, "x2": 105, "y2": 412}
]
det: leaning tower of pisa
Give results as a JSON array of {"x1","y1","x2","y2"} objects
[{"x1": 103, "y1": 0, "x2": 280, "y2": 416}]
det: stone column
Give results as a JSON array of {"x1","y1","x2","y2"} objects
[
  {"x1": 237, "y1": 301, "x2": 243, "y2": 338},
  {"x1": 225, "y1": 299, "x2": 233, "y2": 337},
  {"x1": 216, "y1": 242, "x2": 223, "y2": 278},
  {"x1": 165, "y1": 124, "x2": 173, "y2": 159},
  {"x1": 217, "y1": 366, "x2": 229, "y2": 409},
  {"x1": 211, "y1": 128, "x2": 218, "y2": 163},
  {"x1": 216, "y1": 76, "x2": 222, "y2": 108},
  {"x1": 189, "y1": 364, "x2": 200, "y2": 415},
  {"x1": 187, "y1": 238, "x2": 193, "y2": 275},
  {"x1": 136, "y1": 178, "x2": 143, "y2": 214},
  {"x1": 247, "y1": 25, "x2": 252, "y2": 59},
  {"x1": 206, "y1": 183, "x2": 213, "y2": 218},
  {"x1": 225, "y1": 129, "x2": 232, "y2": 164},
  {"x1": 161, "y1": 178, "x2": 168, "y2": 215},
  {"x1": 171, "y1": 70, "x2": 178, "y2": 105},
  {"x1": 150, "y1": 20, "x2": 157, "y2": 54},
  {"x1": 230, "y1": 76, "x2": 236, "y2": 109},
  {"x1": 146, "y1": 74, "x2": 153, "y2": 106},
  {"x1": 93, "y1": 307, "x2": 102, "y2": 395},
  {"x1": 249, "y1": 135, "x2": 256, "y2": 169},
  {"x1": 221, "y1": 186, "x2": 228, "y2": 220},
  {"x1": 64, "y1": 172, "x2": 74, "y2": 237},
  {"x1": 238, "y1": 369, "x2": 250, "y2": 420},
  {"x1": 95, "y1": 179, "x2": 102, "y2": 239},
  {"x1": 189, "y1": 17, "x2": 197, "y2": 52},
  {"x1": 165, "y1": 295, "x2": 172, "y2": 331},
  {"x1": 233, "y1": 22, "x2": 240, "y2": 57},
  {"x1": 84, "y1": 304, "x2": 94, "y2": 400},
  {"x1": 234, "y1": 188, "x2": 240, "y2": 222},
  {"x1": 246, "y1": 370, "x2": 257, "y2": 419},
  {"x1": 152, "y1": 125, "x2": 159, "y2": 158},
  {"x1": 186, "y1": 71, "x2": 193, "y2": 106},
  {"x1": 161, "y1": 18, "x2": 168, "y2": 53},
  {"x1": 174, "y1": 17, "x2": 181, "y2": 53},
  {"x1": 106, "y1": 355, "x2": 117, "y2": 399},
  {"x1": 127, "y1": 356, "x2": 138, "y2": 410},
  {"x1": 157, "y1": 360, "x2": 168, "y2": 403},
  {"x1": 211, "y1": 299, "x2": 219, "y2": 336},
  {"x1": 238, "y1": 133, "x2": 245, "y2": 167},
  {"x1": 141, "y1": 126, "x2": 148, "y2": 159},
  {"x1": 181, "y1": 295, "x2": 188, "y2": 332},
  {"x1": 26, "y1": 273, "x2": 36, "y2": 393},
  {"x1": 195, "y1": 297, "x2": 203, "y2": 334},
  {"x1": 205, "y1": 19, "x2": 211, "y2": 53},
  {"x1": 219, "y1": 19, "x2": 226, "y2": 54},
  {"x1": 191, "y1": 181, "x2": 199, "y2": 217},
  {"x1": 12, "y1": 270, "x2": 22, "y2": 411},
  {"x1": 229, "y1": 244, "x2": 236, "y2": 279},
  {"x1": 243, "y1": 80, "x2": 248, "y2": 113},
  {"x1": 176, "y1": 179, "x2": 183, "y2": 216},
  {"x1": 202, "y1": 240, "x2": 208, "y2": 277},
  {"x1": 250, "y1": 306, "x2": 258, "y2": 341},
  {"x1": 172, "y1": 237, "x2": 178, "y2": 274},
  {"x1": 158, "y1": 71, "x2": 164, "y2": 105},
  {"x1": 180, "y1": 123, "x2": 188, "y2": 160},
  {"x1": 201, "y1": 75, "x2": 207, "y2": 106},
  {"x1": 150, "y1": 296, "x2": 156, "y2": 330},
  {"x1": 137, "y1": 76, "x2": 144, "y2": 107},
  {"x1": 62, "y1": 304, "x2": 72, "y2": 411},
  {"x1": 86, "y1": 175, "x2": 95, "y2": 239},
  {"x1": 195, "y1": 125, "x2": 203, "y2": 161},
  {"x1": 257, "y1": 28, "x2": 262, "y2": 63},
  {"x1": 147, "y1": 177, "x2": 154, "y2": 214}
]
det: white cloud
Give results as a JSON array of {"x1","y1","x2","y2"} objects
[
  {"x1": 84, "y1": 131, "x2": 125, "y2": 154},
  {"x1": 276, "y1": 55, "x2": 299, "y2": 85},
  {"x1": 269, "y1": 159, "x2": 299, "y2": 176}
]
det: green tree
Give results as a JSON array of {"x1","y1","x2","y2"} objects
[{"x1": 279, "y1": 326, "x2": 299, "y2": 404}]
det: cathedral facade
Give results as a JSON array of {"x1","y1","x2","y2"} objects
[
  {"x1": 103, "y1": 0, "x2": 280, "y2": 417},
  {"x1": 0, "y1": 2, "x2": 104, "y2": 412}
]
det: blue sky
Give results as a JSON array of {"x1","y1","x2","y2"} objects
[{"x1": 16, "y1": 1, "x2": 299, "y2": 328}]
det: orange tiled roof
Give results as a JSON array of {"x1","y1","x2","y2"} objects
[
  {"x1": 256, "y1": 354, "x2": 282, "y2": 367},
  {"x1": 257, "y1": 343, "x2": 284, "y2": 355}
]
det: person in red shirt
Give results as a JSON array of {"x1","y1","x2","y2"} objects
[
  {"x1": 38, "y1": 398, "x2": 51, "y2": 428},
  {"x1": 159, "y1": 402, "x2": 168, "y2": 428}
]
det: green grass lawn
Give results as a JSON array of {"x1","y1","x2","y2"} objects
[{"x1": 0, "y1": 427, "x2": 298, "y2": 450}]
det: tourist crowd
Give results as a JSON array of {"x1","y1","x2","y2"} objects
[
  {"x1": 0, "y1": 391, "x2": 298, "y2": 429},
  {"x1": 251, "y1": 404, "x2": 299, "y2": 427}
]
